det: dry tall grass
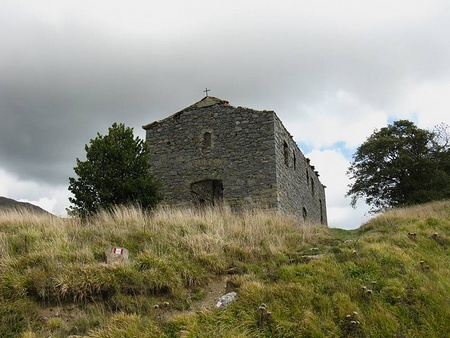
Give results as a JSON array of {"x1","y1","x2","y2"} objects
[
  {"x1": 386, "y1": 200, "x2": 450, "y2": 219},
  {"x1": 0, "y1": 205, "x2": 325, "y2": 302},
  {"x1": 1, "y1": 201, "x2": 449, "y2": 337}
]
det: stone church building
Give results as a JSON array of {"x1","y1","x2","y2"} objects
[{"x1": 143, "y1": 96, "x2": 327, "y2": 225}]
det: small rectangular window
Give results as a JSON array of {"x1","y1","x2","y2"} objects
[
  {"x1": 203, "y1": 132, "x2": 212, "y2": 147},
  {"x1": 283, "y1": 141, "x2": 289, "y2": 166},
  {"x1": 202, "y1": 132, "x2": 212, "y2": 153}
]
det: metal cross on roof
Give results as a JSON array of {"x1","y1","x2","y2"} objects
[{"x1": 203, "y1": 88, "x2": 210, "y2": 96}]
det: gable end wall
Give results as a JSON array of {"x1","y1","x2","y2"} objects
[{"x1": 145, "y1": 105, "x2": 279, "y2": 209}]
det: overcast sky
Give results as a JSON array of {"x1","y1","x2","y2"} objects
[{"x1": 1, "y1": 1, "x2": 450, "y2": 229}]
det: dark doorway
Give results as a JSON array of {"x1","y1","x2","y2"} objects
[{"x1": 190, "y1": 179, "x2": 223, "y2": 206}]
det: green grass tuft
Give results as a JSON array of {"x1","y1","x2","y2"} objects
[{"x1": 0, "y1": 201, "x2": 449, "y2": 337}]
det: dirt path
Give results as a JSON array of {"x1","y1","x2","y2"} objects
[
  {"x1": 38, "y1": 275, "x2": 237, "y2": 332},
  {"x1": 191, "y1": 275, "x2": 230, "y2": 311}
]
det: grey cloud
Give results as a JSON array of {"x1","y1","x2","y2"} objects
[{"x1": 1, "y1": 2, "x2": 450, "y2": 192}]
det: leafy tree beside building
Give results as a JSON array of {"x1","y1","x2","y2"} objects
[
  {"x1": 68, "y1": 123, "x2": 160, "y2": 217},
  {"x1": 347, "y1": 120, "x2": 450, "y2": 212}
]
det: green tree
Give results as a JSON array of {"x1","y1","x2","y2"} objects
[
  {"x1": 68, "y1": 123, "x2": 160, "y2": 217},
  {"x1": 346, "y1": 120, "x2": 450, "y2": 212}
]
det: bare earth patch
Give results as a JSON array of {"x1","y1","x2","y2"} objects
[{"x1": 191, "y1": 276, "x2": 230, "y2": 311}]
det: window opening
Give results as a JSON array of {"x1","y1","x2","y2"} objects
[
  {"x1": 293, "y1": 152, "x2": 296, "y2": 169},
  {"x1": 319, "y1": 199, "x2": 324, "y2": 224},
  {"x1": 283, "y1": 141, "x2": 289, "y2": 166},
  {"x1": 202, "y1": 132, "x2": 212, "y2": 153},
  {"x1": 302, "y1": 207, "x2": 307, "y2": 221}
]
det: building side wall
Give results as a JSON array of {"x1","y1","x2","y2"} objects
[
  {"x1": 145, "y1": 105, "x2": 278, "y2": 209},
  {"x1": 274, "y1": 115, "x2": 327, "y2": 225}
]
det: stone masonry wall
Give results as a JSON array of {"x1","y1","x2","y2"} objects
[
  {"x1": 274, "y1": 115, "x2": 327, "y2": 224},
  {"x1": 144, "y1": 105, "x2": 279, "y2": 209},
  {"x1": 144, "y1": 100, "x2": 327, "y2": 225}
]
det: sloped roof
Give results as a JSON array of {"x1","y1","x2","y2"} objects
[
  {"x1": 143, "y1": 96, "x2": 230, "y2": 130},
  {"x1": 180, "y1": 96, "x2": 229, "y2": 111}
]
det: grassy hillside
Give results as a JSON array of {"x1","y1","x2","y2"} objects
[
  {"x1": 0, "y1": 202, "x2": 449, "y2": 337},
  {"x1": 0, "y1": 196, "x2": 51, "y2": 215}
]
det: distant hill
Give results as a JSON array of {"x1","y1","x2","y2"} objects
[{"x1": 0, "y1": 196, "x2": 51, "y2": 215}]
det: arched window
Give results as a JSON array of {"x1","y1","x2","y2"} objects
[
  {"x1": 302, "y1": 207, "x2": 307, "y2": 221},
  {"x1": 202, "y1": 132, "x2": 212, "y2": 153},
  {"x1": 203, "y1": 132, "x2": 211, "y2": 148}
]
